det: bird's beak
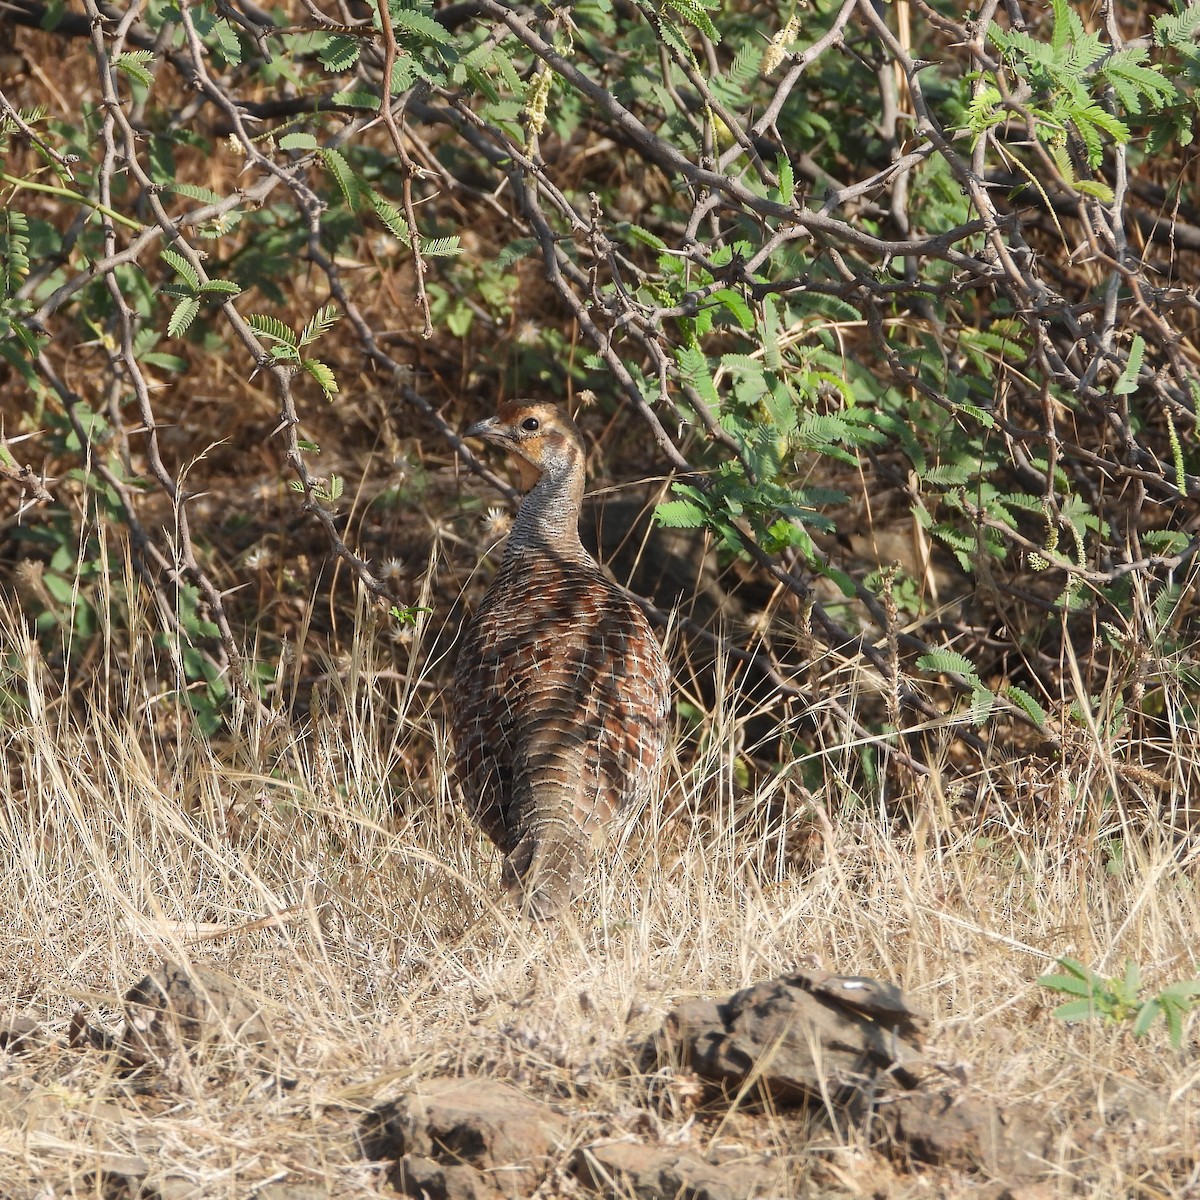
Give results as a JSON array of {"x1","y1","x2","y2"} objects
[{"x1": 464, "y1": 416, "x2": 501, "y2": 441}]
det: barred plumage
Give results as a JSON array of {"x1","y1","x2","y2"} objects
[{"x1": 451, "y1": 402, "x2": 671, "y2": 919}]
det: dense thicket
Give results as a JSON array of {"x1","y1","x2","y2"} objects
[{"x1": 2, "y1": 0, "x2": 1198, "y2": 789}]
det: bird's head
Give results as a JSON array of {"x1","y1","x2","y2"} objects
[{"x1": 463, "y1": 401, "x2": 585, "y2": 492}]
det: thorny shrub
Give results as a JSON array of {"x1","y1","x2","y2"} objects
[{"x1": 1, "y1": 0, "x2": 1199, "y2": 787}]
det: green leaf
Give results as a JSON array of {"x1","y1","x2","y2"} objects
[
  {"x1": 761, "y1": 295, "x2": 782, "y2": 371},
  {"x1": 278, "y1": 132, "x2": 319, "y2": 151},
  {"x1": 1113, "y1": 334, "x2": 1144, "y2": 396},
  {"x1": 1049, "y1": 0, "x2": 1070, "y2": 56},
  {"x1": 1037, "y1": 973, "x2": 1094, "y2": 997},
  {"x1": 319, "y1": 146, "x2": 360, "y2": 208},
  {"x1": 463, "y1": 62, "x2": 500, "y2": 102},
  {"x1": 167, "y1": 296, "x2": 200, "y2": 337},
  {"x1": 198, "y1": 280, "x2": 241, "y2": 296},
  {"x1": 1074, "y1": 178, "x2": 1115, "y2": 203},
  {"x1": 1131, "y1": 998, "x2": 1161, "y2": 1039},
  {"x1": 917, "y1": 650, "x2": 980, "y2": 682},
  {"x1": 1162, "y1": 998, "x2": 1184, "y2": 1048},
  {"x1": 495, "y1": 237, "x2": 538, "y2": 269},
  {"x1": 115, "y1": 51, "x2": 155, "y2": 88},
  {"x1": 1054, "y1": 958, "x2": 1093, "y2": 982},
  {"x1": 161, "y1": 247, "x2": 199, "y2": 292},
  {"x1": 390, "y1": 56, "x2": 418, "y2": 92},
  {"x1": 1158, "y1": 980, "x2": 1200, "y2": 1002},
  {"x1": 142, "y1": 351, "x2": 188, "y2": 372},
  {"x1": 1154, "y1": 1, "x2": 1200, "y2": 48},
  {"x1": 624, "y1": 224, "x2": 667, "y2": 251},
  {"x1": 1102, "y1": 53, "x2": 1177, "y2": 111},
  {"x1": 246, "y1": 313, "x2": 298, "y2": 346},
  {"x1": 390, "y1": 6, "x2": 451, "y2": 45},
  {"x1": 655, "y1": 498, "x2": 708, "y2": 528},
  {"x1": 971, "y1": 685, "x2": 996, "y2": 726},
  {"x1": 298, "y1": 304, "x2": 341, "y2": 346},
  {"x1": 710, "y1": 287, "x2": 754, "y2": 331},
  {"x1": 676, "y1": 343, "x2": 719, "y2": 406},
  {"x1": 662, "y1": 0, "x2": 719, "y2": 43},
  {"x1": 1005, "y1": 685, "x2": 1047, "y2": 729},
  {"x1": 38, "y1": 0, "x2": 64, "y2": 30},
  {"x1": 1122, "y1": 959, "x2": 1142, "y2": 996},
  {"x1": 330, "y1": 90, "x2": 380, "y2": 109},
  {"x1": 368, "y1": 189, "x2": 411, "y2": 242},
  {"x1": 303, "y1": 357, "x2": 339, "y2": 398},
  {"x1": 1, "y1": 210, "x2": 31, "y2": 294},
  {"x1": 209, "y1": 18, "x2": 242, "y2": 63},
  {"x1": 168, "y1": 182, "x2": 223, "y2": 204},
  {"x1": 319, "y1": 34, "x2": 361, "y2": 71},
  {"x1": 775, "y1": 153, "x2": 794, "y2": 204},
  {"x1": 1052, "y1": 998, "x2": 1099, "y2": 1022},
  {"x1": 955, "y1": 402, "x2": 997, "y2": 429},
  {"x1": 921, "y1": 463, "x2": 973, "y2": 487}
]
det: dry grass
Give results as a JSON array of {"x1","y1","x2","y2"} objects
[{"x1": 0, "y1": 569, "x2": 1198, "y2": 1199}]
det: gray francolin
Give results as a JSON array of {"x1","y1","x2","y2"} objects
[{"x1": 451, "y1": 401, "x2": 671, "y2": 919}]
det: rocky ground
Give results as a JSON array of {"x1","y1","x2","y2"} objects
[{"x1": 3, "y1": 958, "x2": 1149, "y2": 1199}]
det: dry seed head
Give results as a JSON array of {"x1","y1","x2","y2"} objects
[
  {"x1": 515, "y1": 319, "x2": 541, "y2": 346},
  {"x1": 243, "y1": 546, "x2": 272, "y2": 570},
  {"x1": 482, "y1": 505, "x2": 512, "y2": 539}
]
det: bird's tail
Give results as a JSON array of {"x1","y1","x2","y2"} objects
[{"x1": 501, "y1": 816, "x2": 586, "y2": 922}]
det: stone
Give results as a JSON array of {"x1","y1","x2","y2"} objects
[
  {"x1": 878, "y1": 1088, "x2": 1049, "y2": 1180},
  {"x1": 573, "y1": 1140, "x2": 777, "y2": 1200},
  {"x1": 120, "y1": 960, "x2": 275, "y2": 1070},
  {"x1": 650, "y1": 969, "x2": 928, "y2": 1108},
  {"x1": 360, "y1": 1076, "x2": 569, "y2": 1199},
  {"x1": 0, "y1": 1013, "x2": 39, "y2": 1052}
]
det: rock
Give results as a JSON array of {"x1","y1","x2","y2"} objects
[
  {"x1": 650, "y1": 969, "x2": 927, "y2": 1109},
  {"x1": 121, "y1": 960, "x2": 275, "y2": 1070},
  {"x1": 382, "y1": 1156, "x2": 495, "y2": 1200},
  {"x1": 252, "y1": 1184, "x2": 341, "y2": 1200},
  {"x1": 878, "y1": 1088, "x2": 1049, "y2": 1180},
  {"x1": 360, "y1": 1077, "x2": 569, "y2": 1199},
  {"x1": 140, "y1": 1174, "x2": 206, "y2": 1200},
  {"x1": 573, "y1": 1141, "x2": 777, "y2": 1200},
  {"x1": 0, "y1": 1013, "x2": 39, "y2": 1052},
  {"x1": 649, "y1": 972, "x2": 1051, "y2": 1186}
]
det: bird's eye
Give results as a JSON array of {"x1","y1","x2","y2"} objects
[{"x1": 520, "y1": 416, "x2": 540, "y2": 432}]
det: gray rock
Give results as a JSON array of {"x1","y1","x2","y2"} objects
[
  {"x1": 573, "y1": 1141, "x2": 777, "y2": 1200},
  {"x1": 878, "y1": 1088, "x2": 1049, "y2": 1179},
  {"x1": 650, "y1": 971, "x2": 1051, "y2": 1186},
  {"x1": 360, "y1": 1077, "x2": 569, "y2": 1199},
  {"x1": 651, "y1": 969, "x2": 928, "y2": 1107},
  {"x1": 121, "y1": 960, "x2": 275, "y2": 1070}
]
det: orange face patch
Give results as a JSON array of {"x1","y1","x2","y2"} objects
[
  {"x1": 510, "y1": 428, "x2": 581, "y2": 489},
  {"x1": 472, "y1": 402, "x2": 585, "y2": 492},
  {"x1": 513, "y1": 450, "x2": 544, "y2": 491}
]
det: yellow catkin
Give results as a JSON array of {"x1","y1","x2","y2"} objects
[
  {"x1": 761, "y1": 12, "x2": 800, "y2": 75},
  {"x1": 524, "y1": 68, "x2": 554, "y2": 144}
]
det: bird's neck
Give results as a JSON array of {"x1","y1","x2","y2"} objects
[{"x1": 506, "y1": 458, "x2": 589, "y2": 561}]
